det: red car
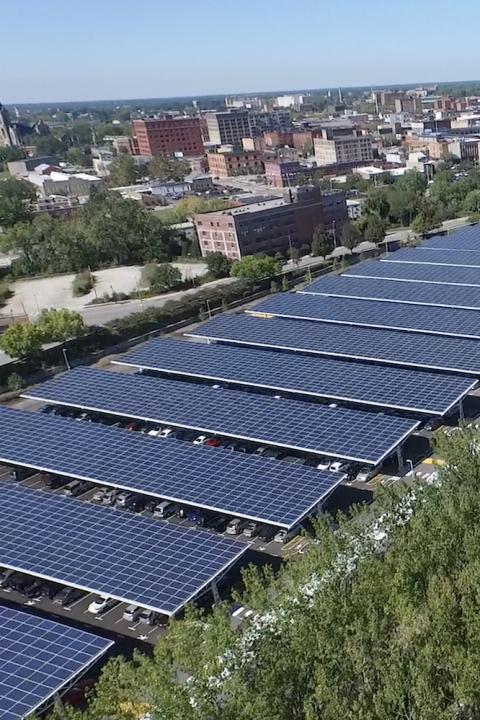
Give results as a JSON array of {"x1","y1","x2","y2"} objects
[{"x1": 205, "y1": 438, "x2": 222, "y2": 448}]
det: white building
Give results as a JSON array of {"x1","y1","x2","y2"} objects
[
  {"x1": 346, "y1": 199, "x2": 362, "y2": 220},
  {"x1": 276, "y1": 94, "x2": 306, "y2": 109}
]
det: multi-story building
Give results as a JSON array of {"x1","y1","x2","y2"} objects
[
  {"x1": 131, "y1": 116, "x2": 204, "y2": 157},
  {"x1": 204, "y1": 110, "x2": 252, "y2": 146},
  {"x1": 249, "y1": 109, "x2": 291, "y2": 135},
  {"x1": 314, "y1": 130, "x2": 373, "y2": 168},
  {"x1": 207, "y1": 149, "x2": 263, "y2": 176},
  {"x1": 447, "y1": 136, "x2": 480, "y2": 163},
  {"x1": 394, "y1": 96, "x2": 420, "y2": 114},
  {"x1": 404, "y1": 132, "x2": 450, "y2": 160},
  {"x1": 194, "y1": 186, "x2": 347, "y2": 260},
  {"x1": 264, "y1": 160, "x2": 315, "y2": 188}
]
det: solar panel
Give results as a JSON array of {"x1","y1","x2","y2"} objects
[
  {"x1": 0, "y1": 478, "x2": 247, "y2": 615},
  {"x1": 0, "y1": 605, "x2": 112, "y2": 720},
  {"x1": 420, "y1": 225, "x2": 480, "y2": 252},
  {"x1": 23, "y1": 367, "x2": 418, "y2": 465},
  {"x1": 247, "y1": 292, "x2": 480, "y2": 340},
  {"x1": 187, "y1": 313, "x2": 480, "y2": 376},
  {"x1": 301, "y1": 274, "x2": 480, "y2": 310},
  {"x1": 344, "y1": 259, "x2": 480, "y2": 287},
  {"x1": 114, "y1": 337, "x2": 475, "y2": 415},
  {"x1": 383, "y1": 247, "x2": 480, "y2": 268},
  {"x1": 0, "y1": 406, "x2": 342, "y2": 529}
]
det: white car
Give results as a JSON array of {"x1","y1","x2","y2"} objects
[
  {"x1": 316, "y1": 459, "x2": 331, "y2": 470},
  {"x1": 329, "y1": 461, "x2": 343, "y2": 473},
  {"x1": 88, "y1": 595, "x2": 111, "y2": 615},
  {"x1": 274, "y1": 529, "x2": 288, "y2": 544},
  {"x1": 147, "y1": 427, "x2": 162, "y2": 437},
  {"x1": 193, "y1": 435, "x2": 207, "y2": 445},
  {"x1": 158, "y1": 427, "x2": 174, "y2": 439}
]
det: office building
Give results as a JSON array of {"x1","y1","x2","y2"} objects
[
  {"x1": 207, "y1": 149, "x2": 263, "y2": 176},
  {"x1": 132, "y1": 117, "x2": 204, "y2": 157},
  {"x1": 194, "y1": 186, "x2": 347, "y2": 260},
  {"x1": 314, "y1": 130, "x2": 373, "y2": 167},
  {"x1": 264, "y1": 160, "x2": 315, "y2": 188},
  {"x1": 205, "y1": 110, "x2": 252, "y2": 145}
]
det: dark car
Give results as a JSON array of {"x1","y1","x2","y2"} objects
[
  {"x1": 258, "y1": 525, "x2": 276, "y2": 542},
  {"x1": 8, "y1": 573, "x2": 35, "y2": 593},
  {"x1": 7, "y1": 467, "x2": 37, "y2": 482},
  {"x1": 205, "y1": 516, "x2": 227, "y2": 532},
  {"x1": 43, "y1": 473, "x2": 70, "y2": 489},
  {"x1": 128, "y1": 496, "x2": 148, "y2": 513},
  {"x1": 24, "y1": 581, "x2": 44, "y2": 599},
  {"x1": 64, "y1": 480, "x2": 93, "y2": 497},
  {"x1": 53, "y1": 587, "x2": 85, "y2": 608}
]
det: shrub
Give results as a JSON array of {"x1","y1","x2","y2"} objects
[
  {"x1": 0, "y1": 283, "x2": 12, "y2": 306},
  {"x1": 6, "y1": 372, "x2": 25, "y2": 392},
  {"x1": 72, "y1": 271, "x2": 94, "y2": 296}
]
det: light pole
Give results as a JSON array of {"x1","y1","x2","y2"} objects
[
  {"x1": 62, "y1": 348, "x2": 71, "y2": 371},
  {"x1": 406, "y1": 459, "x2": 414, "y2": 475}
]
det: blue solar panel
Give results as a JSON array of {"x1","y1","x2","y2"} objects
[
  {"x1": 25, "y1": 367, "x2": 419, "y2": 465},
  {"x1": 248, "y1": 292, "x2": 480, "y2": 340},
  {"x1": 301, "y1": 274, "x2": 480, "y2": 310},
  {"x1": 116, "y1": 337, "x2": 474, "y2": 415},
  {"x1": 345, "y1": 259, "x2": 480, "y2": 287},
  {"x1": 0, "y1": 405, "x2": 341, "y2": 528},
  {"x1": 420, "y1": 225, "x2": 480, "y2": 252},
  {"x1": 0, "y1": 605, "x2": 112, "y2": 720},
  {"x1": 0, "y1": 476, "x2": 247, "y2": 615},
  {"x1": 187, "y1": 313, "x2": 480, "y2": 376},
  {"x1": 384, "y1": 247, "x2": 480, "y2": 268}
]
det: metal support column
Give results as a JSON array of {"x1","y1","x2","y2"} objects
[
  {"x1": 210, "y1": 579, "x2": 221, "y2": 605},
  {"x1": 459, "y1": 401, "x2": 465, "y2": 421},
  {"x1": 396, "y1": 445, "x2": 406, "y2": 475}
]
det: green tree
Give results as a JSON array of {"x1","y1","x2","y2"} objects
[
  {"x1": 363, "y1": 214, "x2": 387, "y2": 244},
  {"x1": 363, "y1": 189, "x2": 390, "y2": 219},
  {"x1": 141, "y1": 263, "x2": 182, "y2": 292},
  {"x1": 65, "y1": 147, "x2": 91, "y2": 167},
  {"x1": 205, "y1": 252, "x2": 232, "y2": 279},
  {"x1": 0, "y1": 178, "x2": 36, "y2": 227},
  {"x1": 148, "y1": 157, "x2": 191, "y2": 182},
  {"x1": 311, "y1": 224, "x2": 334, "y2": 257},
  {"x1": 108, "y1": 155, "x2": 139, "y2": 187},
  {"x1": 0, "y1": 322, "x2": 42, "y2": 358},
  {"x1": 36, "y1": 308, "x2": 85, "y2": 342},
  {"x1": 289, "y1": 246, "x2": 300, "y2": 265},
  {"x1": 341, "y1": 221, "x2": 361, "y2": 250},
  {"x1": 463, "y1": 189, "x2": 480, "y2": 215},
  {"x1": 231, "y1": 255, "x2": 280, "y2": 280}
]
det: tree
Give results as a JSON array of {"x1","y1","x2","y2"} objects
[
  {"x1": 311, "y1": 224, "x2": 334, "y2": 258},
  {"x1": 0, "y1": 322, "x2": 42, "y2": 358},
  {"x1": 463, "y1": 189, "x2": 480, "y2": 215},
  {"x1": 363, "y1": 189, "x2": 390, "y2": 219},
  {"x1": 0, "y1": 178, "x2": 36, "y2": 227},
  {"x1": 148, "y1": 157, "x2": 191, "y2": 182},
  {"x1": 289, "y1": 247, "x2": 300, "y2": 265},
  {"x1": 205, "y1": 252, "x2": 232, "y2": 279},
  {"x1": 411, "y1": 198, "x2": 442, "y2": 236},
  {"x1": 36, "y1": 308, "x2": 85, "y2": 342},
  {"x1": 141, "y1": 263, "x2": 182, "y2": 292},
  {"x1": 65, "y1": 147, "x2": 91, "y2": 167},
  {"x1": 108, "y1": 155, "x2": 139, "y2": 187},
  {"x1": 341, "y1": 222, "x2": 361, "y2": 250},
  {"x1": 363, "y1": 214, "x2": 387, "y2": 244},
  {"x1": 230, "y1": 255, "x2": 281, "y2": 280}
]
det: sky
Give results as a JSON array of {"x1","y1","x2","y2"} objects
[{"x1": 2, "y1": 0, "x2": 480, "y2": 104}]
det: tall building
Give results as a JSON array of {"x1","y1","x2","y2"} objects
[
  {"x1": 207, "y1": 149, "x2": 263, "y2": 177},
  {"x1": 205, "y1": 110, "x2": 252, "y2": 145},
  {"x1": 0, "y1": 103, "x2": 20, "y2": 147},
  {"x1": 131, "y1": 116, "x2": 204, "y2": 157},
  {"x1": 314, "y1": 129, "x2": 373, "y2": 167},
  {"x1": 194, "y1": 186, "x2": 347, "y2": 260}
]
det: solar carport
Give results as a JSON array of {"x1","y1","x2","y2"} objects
[
  {"x1": 247, "y1": 292, "x2": 480, "y2": 340},
  {"x1": 0, "y1": 480, "x2": 247, "y2": 616},
  {"x1": 383, "y1": 247, "x2": 480, "y2": 268},
  {"x1": 300, "y1": 274, "x2": 480, "y2": 311},
  {"x1": 0, "y1": 605, "x2": 112, "y2": 720},
  {"x1": 23, "y1": 367, "x2": 419, "y2": 466},
  {"x1": 345, "y1": 259, "x2": 480, "y2": 287},
  {"x1": 420, "y1": 225, "x2": 480, "y2": 252},
  {"x1": 187, "y1": 313, "x2": 480, "y2": 376},
  {"x1": 114, "y1": 337, "x2": 475, "y2": 416}
]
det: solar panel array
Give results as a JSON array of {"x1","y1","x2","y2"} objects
[
  {"x1": 383, "y1": 247, "x2": 480, "y2": 268},
  {"x1": 344, "y1": 259, "x2": 480, "y2": 287},
  {"x1": 188, "y1": 313, "x2": 480, "y2": 375},
  {"x1": 301, "y1": 274, "x2": 480, "y2": 310},
  {"x1": 248, "y1": 292, "x2": 480, "y2": 340},
  {"x1": 0, "y1": 405, "x2": 342, "y2": 528},
  {"x1": 116, "y1": 337, "x2": 474, "y2": 415},
  {"x1": 0, "y1": 479, "x2": 247, "y2": 615},
  {"x1": 23, "y1": 367, "x2": 418, "y2": 465},
  {"x1": 421, "y1": 225, "x2": 480, "y2": 252},
  {"x1": 0, "y1": 605, "x2": 112, "y2": 720}
]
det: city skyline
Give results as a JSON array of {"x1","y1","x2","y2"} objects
[{"x1": 3, "y1": 0, "x2": 480, "y2": 103}]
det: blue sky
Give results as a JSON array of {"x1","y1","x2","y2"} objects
[{"x1": 2, "y1": 0, "x2": 480, "y2": 103}]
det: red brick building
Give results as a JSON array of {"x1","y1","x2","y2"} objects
[
  {"x1": 132, "y1": 116, "x2": 204, "y2": 157},
  {"x1": 207, "y1": 150, "x2": 263, "y2": 177}
]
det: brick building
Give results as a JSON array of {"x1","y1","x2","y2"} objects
[
  {"x1": 194, "y1": 186, "x2": 347, "y2": 260},
  {"x1": 264, "y1": 159, "x2": 315, "y2": 188},
  {"x1": 131, "y1": 116, "x2": 204, "y2": 157},
  {"x1": 314, "y1": 129, "x2": 373, "y2": 168},
  {"x1": 207, "y1": 149, "x2": 263, "y2": 177}
]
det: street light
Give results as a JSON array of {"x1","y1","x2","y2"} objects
[
  {"x1": 406, "y1": 459, "x2": 414, "y2": 475},
  {"x1": 62, "y1": 348, "x2": 71, "y2": 371}
]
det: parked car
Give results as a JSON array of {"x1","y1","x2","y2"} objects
[
  {"x1": 0, "y1": 568, "x2": 14, "y2": 588},
  {"x1": 243, "y1": 521, "x2": 258, "y2": 538},
  {"x1": 153, "y1": 501, "x2": 176, "y2": 519},
  {"x1": 124, "y1": 421, "x2": 141, "y2": 432},
  {"x1": 204, "y1": 437, "x2": 222, "y2": 448},
  {"x1": 185, "y1": 508, "x2": 204, "y2": 526},
  {"x1": 115, "y1": 491, "x2": 135, "y2": 508},
  {"x1": 258, "y1": 525, "x2": 276, "y2": 542},
  {"x1": 226, "y1": 518, "x2": 244, "y2": 535},
  {"x1": 7, "y1": 467, "x2": 36, "y2": 482},
  {"x1": 53, "y1": 587, "x2": 85, "y2": 608},
  {"x1": 24, "y1": 581, "x2": 44, "y2": 600},
  {"x1": 158, "y1": 427, "x2": 175, "y2": 438},
  {"x1": 102, "y1": 488, "x2": 121, "y2": 505},
  {"x1": 123, "y1": 604, "x2": 142, "y2": 622},
  {"x1": 255, "y1": 447, "x2": 281, "y2": 460},
  {"x1": 87, "y1": 595, "x2": 117, "y2": 616},
  {"x1": 274, "y1": 529, "x2": 288, "y2": 544},
  {"x1": 193, "y1": 435, "x2": 208, "y2": 445},
  {"x1": 138, "y1": 608, "x2": 156, "y2": 625},
  {"x1": 8, "y1": 573, "x2": 35, "y2": 593},
  {"x1": 147, "y1": 427, "x2": 163, "y2": 437},
  {"x1": 91, "y1": 487, "x2": 108, "y2": 503},
  {"x1": 128, "y1": 496, "x2": 149, "y2": 513},
  {"x1": 64, "y1": 480, "x2": 92, "y2": 497},
  {"x1": 205, "y1": 515, "x2": 227, "y2": 532},
  {"x1": 224, "y1": 442, "x2": 249, "y2": 453},
  {"x1": 43, "y1": 473, "x2": 69, "y2": 489}
]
